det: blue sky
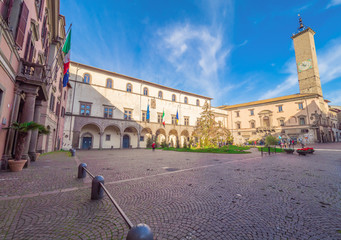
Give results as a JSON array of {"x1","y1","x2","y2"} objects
[{"x1": 60, "y1": 0, "x2": 341, "y2": 107}]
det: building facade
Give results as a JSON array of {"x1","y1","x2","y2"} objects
[
  {"x1": 0, "y1": 0, "x2": 69, "y2": 169},
  {"x1": 63, "y1": 62, "x2": 212, "y2": 150}
]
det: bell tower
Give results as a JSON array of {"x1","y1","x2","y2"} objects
[{"x1": 291, "y1": 16, "x2": 323, "y2": 96}]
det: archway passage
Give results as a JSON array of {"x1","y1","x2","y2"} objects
[
  {"x1": 80, "y1": 123, "x2": 101, "y2": 149},
  {"x1": 103, "y1": 125, "x2": 121, "y2": 149},
  {"x1": 141, "y1": 128, "x2": 152, "y2": 148},
  {"x1": 123, "y1": 135, "x2": 130, "y2": 148},
  {"x1": 123, "y1": 126, "x2": 138, "y2": 148},
  {"x1": 180, "y1": 130, "x2": 190, "y2": 147},
  {"x1": 169, "y1": 129, "x2": 178, "y2": 147}
]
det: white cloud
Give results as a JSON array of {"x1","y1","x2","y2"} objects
[
  {"x1": 326, "y1": 89, "x2": 341, "y2": 105},
  {"x1": 155, "y1": 1, "x2": 234, "y2": 103},
  {"x1": 326, "y1": 0, "x2": 341, "y2": 8}
]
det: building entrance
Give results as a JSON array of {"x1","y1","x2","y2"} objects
[
  {"x1": 82, "y1": 137, "x2": 92, "y2": 149},
  {"x1": 123, "y1": 135, "x2": 130, "y2": 148}
]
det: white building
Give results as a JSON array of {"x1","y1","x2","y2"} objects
[{"x1": 63, "y1": 62, "x2": 213, "y2": 149}]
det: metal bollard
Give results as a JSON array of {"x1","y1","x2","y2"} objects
[
  {"x1": 126, "y1": 224, "x2": 154, "y2": 240},
  {"x1": 78, "y1": 163, "x2": 87, "y2": 179},
  {"x1": 268, "y1": 147, "x2": 270, "y2": 155},
  {"x1": 91, "y1": 175, "x2": 104, "y2": 200},
  {"x1": 261, "y1": 147, "x2": 263, "y2": 157}
]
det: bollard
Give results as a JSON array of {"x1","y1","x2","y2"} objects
[
  {"x1": 126, "y1": 224, "x2": 154, "y2": 240},
  {"x1": 261, "y1": 147, "x2": 263, "y2": 157},
  {"x1": 91, "y1": 175, "x2": 104, "y2": 200},
  {"x1": 268, "y1": 147, "x2": 270, "y2": 155},
  {"x1": 275, "y1": 146, "x2": 276, "y2": 154},
  {"x1": 78, "y1": 163, "x2": 87, "y2": 179}
]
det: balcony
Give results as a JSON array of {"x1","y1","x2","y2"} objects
[
  {"x1": 256, "y1": 127, "x2": 275, "y2": 133},
  {"x1": 16, "y1": 59, "x2": 51, "y2": 100}
]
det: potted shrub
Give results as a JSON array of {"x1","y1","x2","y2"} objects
[{"x1": 7, "y1": 121, "x2": 49, "y2": 172}]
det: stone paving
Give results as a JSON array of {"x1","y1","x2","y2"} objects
[{"x1": 0, "y1": 144, "x2": 340, "y2": 239}]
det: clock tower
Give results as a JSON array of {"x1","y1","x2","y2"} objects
[{"x1": 291, "y1": 17, "x2": 323, "y2": 96}]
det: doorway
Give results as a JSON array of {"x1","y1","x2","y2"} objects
[{"x1": 123, "y1": 135, "x2": 130, "y2": 148}]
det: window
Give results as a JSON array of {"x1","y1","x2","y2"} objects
[
  {"x1": 280, "y1": 119, "x2": 285, "y2": 126},
  {"x1": 250, "y1": 122, "x2": 255, "y2": 128},
  {"x1": 56, "y1": 102, "x2": 60, "y2": 116},
  {"x1": 83, "y1": 74, "x2": 90, "y2": 84},
  {"x1": 299, "y1": 117, "x2": 306, "y2": 125},
  {"x1": 184, "y1": 117, "x2": 189, "y2": 126},
  {"x1": 143, "y1": 87, "x2": 148, "y2": 96},
  {"x1": 236, "y1": 123, "x2": 241, "y2": 129},
  {"x1": 124, "y1": 109, "x2": 132, "y2": 120},
  {"x1": 106, "y1": 134, "x2": 111, "y2": 141},
  {"x1": 196, "y1": 99, "x2": 200, "y2": 106},
  {"x1": 64, "y1": 91, "x2": 66, "y2": 100},
  {"x1": 140, "y1": 136, "x2": 144, "y2": 141},
  {"x1": 236, "y1": 111, "x2": 240, "y2": 117},
  {"x1": 250, "y1": 110, "x2": 254, "y2": 116},
  {"x1": 104, "y1": 107, "x2": 113, "y2": 118},
  {"x1": 172, "y1": 94, "x2": 176, "y2": 102},
  {"x1": 15, "y1": 1, "x2": 28, "y2": 48},
  {"x1": 142, "y1": 111, "x2": 147, "y2": 122},
  {"x1": 298, "y1": 103, "x2": 303, "y2": 110},
  {"x1": 158, "y1": 113, "x2": 163, "y2": 123},
  {"x1": 80, "y1": 103, "x2": 91, "y2": 116},
  {"x1": 184, "y1": 97, "x2": 188, "y2": 104},
  {"x1": 106, "y1": 79, "x2": 112, "y2": 88},
  {"x1": 49, "y1": 93, "x2": 55, "y2": 111},
  {"x1": 252, "y1": 132, "x2": 257, "y2": 135},
  {"x1": 172, "y1": 115, "x2": 178, "y2": 125},
  {"x1": 126, "y1": 83, "x2": 132, "y2": 92},
  {"x1": 158, "y1": 91, "x2": 163, "y2": 99},
  {"x1": 278, "y1": 105, "x2": 283, "y2": 112}
]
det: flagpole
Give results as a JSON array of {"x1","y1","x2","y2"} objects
[{"x1": 50, "y1": 23, "x2": 72, "y2": 82}]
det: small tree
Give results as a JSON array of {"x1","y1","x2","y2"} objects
[
  {"x1": 161, "y1": 139, "x2": 167, "y2": 148},
  {"x1": 265, "y1": 135, "x2": 278, "y2": 147},
  {"x1": 9, "y1": 121, "x2": 49, "y2": 161},
  {"x1": 146, "y1": 136, "x2": 153, "y2": 148},
  {"x1": 193, "y1": 101, "x2": 232, "y2": 148},
  {"x1": 183, "y1": 138, "x2": 187, "y2": 149}
]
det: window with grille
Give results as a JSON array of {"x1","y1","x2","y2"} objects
[
  {"x1": 80, "y1": 103, "x2": 91, "y2": 116},
  {"x1": 184, "y1": 117, "x2": 189, "y2": 126},
  {"x1": 104, "y1": 107, "x2": 113, "y2": 118},
  {"x1": 124, "y1": 109, "x2": 132, "y2": 120}
]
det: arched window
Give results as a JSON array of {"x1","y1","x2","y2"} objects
[
  {"x1": 184, "y1": 97, "x2": 188, "y2": 104},
  {"x1": 263, "y1": 116, "x2": 270, "y2": 127},
  {"x1": 83, "y1": 74, "x2": 90, "y2": 84},
  {"x1": 172, "y1": 94, "x2": 176, "y2": 102},
  {"x1": 127, "y1": 83, "x2": 132, "y2": 92},
  {"x1": 196, "y1": 99, "x2": 200, "y2": 106},
  {"x1": 143, "y1": 87, "x2": 148, "y2": 96},
  {"x1": 158, "y1": 91, "x2": 163, "y2": 99},
  {"x1": 106, "y1": 79, "x2": 112, "y2": 88}
]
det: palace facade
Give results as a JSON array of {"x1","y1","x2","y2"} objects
[{"x1": 62, "y1": 62, "x2": 215, "y2": 150}]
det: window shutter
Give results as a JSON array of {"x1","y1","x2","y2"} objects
[
  {"x1": 28, "y1": 43, "x2": 34, "y2": 62},
  {"x1": 38, "y1": 0, "x2": 45, "y2": 20},
  {"x1": 15, "y1": 1, "x2": 29, "y2": 48}
]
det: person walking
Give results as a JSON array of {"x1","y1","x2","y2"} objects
[{"x1": 152, "y1": 142, "x2": 156, "y2": 151}]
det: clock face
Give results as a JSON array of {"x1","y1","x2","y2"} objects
[{"x1": 298, "y1": 59, "x2": 312, "y2": 72}]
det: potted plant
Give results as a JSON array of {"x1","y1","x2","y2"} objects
[
  {"x1": 7, "y1": 121, "x2": 49, "y2": 172},
  {"x1": 296, "y1": 147, "x2": 314, "y2": 156}
]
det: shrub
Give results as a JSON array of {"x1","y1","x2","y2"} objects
[
  {"x1": 146, "y1": 137, "x2": 153, "y2": 148},
  {"x1": 265, "y1": 135, "x2": 278, "y2": 147}
]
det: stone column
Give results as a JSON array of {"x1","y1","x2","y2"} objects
[
  {"x1": 28, "y1": 100, "x2": 43, "y2": 161},
  {"x1": 137, "y1": 133, "x2": 140, "y2": 148},
  {"x1": 99, "y1": 132, "x2": 103, "y2": 150},
  {"x1": 120, "y1": 134, "x2": 123, "y2": 149},
  {"x1": 21, "y1": 88, "x2": 39, "y2": 166},
  {"x1": 1, "y1": 88, "x2": 22, "y2": 169}
]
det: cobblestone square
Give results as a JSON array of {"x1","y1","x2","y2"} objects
[{"x1": 0, "y1": 144, "x2": 340, "y2": 239}]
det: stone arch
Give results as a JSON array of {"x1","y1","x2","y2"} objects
[
  {"x1": 180, "y1": 130, "x2": 190, "y2": 147},
  {"x1": 79, "y1": 122, "x2": 102, "y2": 133},
  {"x1": 140, "y1": 128, "x2": 153, "y2": 148},
  {"x1": 168, "y1": 129, "x2": 178, "y2": 147},
  {"x1": 80, "y1": 123, "x2": 101, "y2": 149},
  {"x1": 155, "y1": 128, "x2": 166, "y2": 145},
  {"x1": 103, "y1": 125, "x2": 121, "y2": 149},
  {"x1": 123, "y1": 126, "x2": 138, "y2": 148}
]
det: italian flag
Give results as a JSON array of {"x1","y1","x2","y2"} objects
[
  {"x1": 162, "y1": 110, "x2": 165, "y2": 126},
  {"x1": 62, "y1": 29, "x2": 71, "y2": 87}
]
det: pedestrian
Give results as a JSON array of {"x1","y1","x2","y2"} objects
[{"x1": 152, "y1": 142, "x2": 156, "y2": 151}]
